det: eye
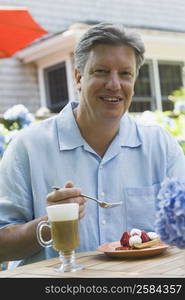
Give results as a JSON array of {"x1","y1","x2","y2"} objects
[
  {"x1": 120, "y1": 71, "x2": 134, "y2": 79},
  {"x1": 121, "y1": 71, "x2": 131, "y2": 75},
  {"x1": 94, "y1": 69, "x2": 108, "y2": 74}
]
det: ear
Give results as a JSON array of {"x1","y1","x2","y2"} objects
[{"x1": 75, "y1": 68, "x2": 82, "y2": 92}]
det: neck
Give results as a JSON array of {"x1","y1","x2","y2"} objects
[{"x1": 73, "y1": 108, "x2": 120, "y2": 157}]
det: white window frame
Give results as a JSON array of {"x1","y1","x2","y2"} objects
[
  {"x1": 37, "y1": 51, "x2": 76, "y2": 109},
  {"x1": 133, "y1": 59, "x2": 185, "y2": 112}
]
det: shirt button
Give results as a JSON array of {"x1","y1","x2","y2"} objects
[
  {"x1": 102, "y1": 220, "x2": 106, "y2": 225},
  {"x1": 100, "y1": 192, "x2": 105, "y2": 197}
]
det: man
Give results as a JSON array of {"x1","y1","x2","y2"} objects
[{"x1": 0, "y1": 23, "x2": 185, "y2": 268}]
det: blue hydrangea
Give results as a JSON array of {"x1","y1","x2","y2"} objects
[
  {"x1": 3, "y1": 104, "x2": 35, "y2": 128},
  {"x1": 155, "y1": 178, "x2": 185, "y2": 249},
  {"x1": 0, "y1": 134, "x2": 4, "y2": 143}
]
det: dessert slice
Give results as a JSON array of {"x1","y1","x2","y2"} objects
[
  {"x1": 133, "y1": 238, "x2": 160, "y2": 249},
  {"x1": 116, "y1": 228, "x2": 159, "y2": 250},
  {"x1": 133, "y1": 231, "x2": 159, "y2": 248}
]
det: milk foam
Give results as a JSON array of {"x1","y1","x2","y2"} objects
[{"x1": 46, "y1": 203, "x2": 79, "y2": 221}]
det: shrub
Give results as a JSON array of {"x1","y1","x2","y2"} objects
[{"x1": 0, "y1": 104, "x2": 35, "y2": 159}]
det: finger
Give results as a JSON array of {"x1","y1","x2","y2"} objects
[
  {"x1": 65, "y1": 181, "x2": 74, "y2": 188},
  {"x1": 47, "y1": 195, "x2": 86, "y2": 207},
  {"x1": 79, "y1": 203, "x2": 86, "y2": 219},
  {"x1": 79, "y1": 203, "x2": 85, "y2": 214},
  {"x1": 51, "y1": 181, "x2": 74, "y2": 190},
  {"x1": 73, "y1": 196, "x2": 86, "y2": 205},
  {"x1": 79, "y1": 209, "x2": 85, "y2": 219},
  {"x1": 47, "y1": 188, "x2": 82, "y2": 203}
]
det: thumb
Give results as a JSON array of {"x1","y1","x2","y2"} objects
[{"x1": 65, "y1": 181, "x2": 74, "y2": 188}]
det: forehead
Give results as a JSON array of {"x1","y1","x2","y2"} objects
[{"x1": 86, "y1": 44, "x2": 136, "y2": 68}]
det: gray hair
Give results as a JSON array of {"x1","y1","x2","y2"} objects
[{"x1": 74, "y1": 22, "x2": 145, "y2": 76}]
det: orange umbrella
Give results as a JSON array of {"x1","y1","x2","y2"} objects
[{"x1": 0, "y1": 6, "x2": 48, "y2": 58}]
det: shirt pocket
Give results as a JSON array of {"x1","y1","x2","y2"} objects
[{"x1": 125, "y1": 183, "x2": 160, "y2": 232}]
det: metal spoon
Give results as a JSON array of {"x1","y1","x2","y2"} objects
[
  {"x1": 51, "y1": 186, "x2": 122, "y2": 208},
  {"x1": 80, "y1": 194, "x2": 122, "y2": 208}
]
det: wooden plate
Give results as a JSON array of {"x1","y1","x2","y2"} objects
[{"x1": 97, "y1": 241, "x2": 169, "y2": 258}]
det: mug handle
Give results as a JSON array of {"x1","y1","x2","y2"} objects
[{"x1": 36, "y1": 220, "x2": 53, "y2": 248}]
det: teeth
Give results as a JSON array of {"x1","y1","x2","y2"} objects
[{"x1": 102, "y1": 97, "x2": 121, "y2": 102}]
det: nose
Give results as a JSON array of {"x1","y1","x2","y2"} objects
[{"x1": 104, "y1": 72, "x2": 121, "y2": 91}]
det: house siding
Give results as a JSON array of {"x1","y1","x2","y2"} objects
[
  {"x1": 0, "y1": 58, "x2": 40, "y2": 114},
  {"x1": 0, "y1": 0, "x2": 185, "y2": 114},
  {"x1": 1, "y1": 0, "x2": 185, "y2": 33}
]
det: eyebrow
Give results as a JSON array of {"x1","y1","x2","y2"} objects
[{"x1": 93, "y1": 63, "x2": 134, "y2": 69}]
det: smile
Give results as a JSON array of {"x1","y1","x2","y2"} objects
[{"x1": 100, "y1": 97, "x2": 122, "y2": 103}]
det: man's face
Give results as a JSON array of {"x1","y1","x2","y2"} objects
[{"x1": 75, "y1": 44, "x2": 136, "y2": 124}]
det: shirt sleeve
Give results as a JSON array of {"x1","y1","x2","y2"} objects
[{"x1": 0, "y1": 132, "x2": 33, "y2": 228}]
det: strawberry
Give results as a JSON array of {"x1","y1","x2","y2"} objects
[
  {"x1": 141, "y1": 231, "x2": 151, "y2": 243},
  {"x1": 120, "y1": 231, "x2": 130, "y2": 247}
]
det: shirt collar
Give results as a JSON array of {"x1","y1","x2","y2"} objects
[
  {"x1": 118, "y1": 113, "x2": 142, "y2": 148},
  {"x1": 56, "y1": 102, "x2": 142, "y2": 151},
  {"x1": 56, "y1": 102, "x2": 85, "y2": 150}
]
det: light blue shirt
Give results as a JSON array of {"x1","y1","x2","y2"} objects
[{"x1": 0, "y1": 102, "x2": 185, "y2": 268}]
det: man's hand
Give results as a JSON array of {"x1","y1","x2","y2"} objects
[{"x1": 46, "y1": 181, "x2": 86, "y2": 219}]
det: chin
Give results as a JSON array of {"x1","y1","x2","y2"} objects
[{"x1": 103, "y1": 113, "x2": 123, "y2": 122}]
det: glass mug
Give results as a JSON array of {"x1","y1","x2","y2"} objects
[{"x1": 36, "y1": 203, "x2": 84, "y2": 273}]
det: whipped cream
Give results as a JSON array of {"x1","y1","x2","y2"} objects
[
  {"x1": 129, "y1": 235, "x2": 142, "y2": 247},
  {"x1": 147, "y1": 232, "x2": 159, "y2": 240},
  {"x1": 130, "y1": 228, "x2": 142, "y2": 236}
]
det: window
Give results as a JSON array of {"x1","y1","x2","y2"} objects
[
  {"x1": 44, "y1": 62, "x2": 69, "y2": 113},
  {"x1": 129, "y1": 63, "x2": 153, "y2": 112},
  {"x1": 159, "y1": 63, "x2": 183, "y2": 111},
  {"x1": 129, "y1": 61, "x2": 184, "y2": 113}
]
